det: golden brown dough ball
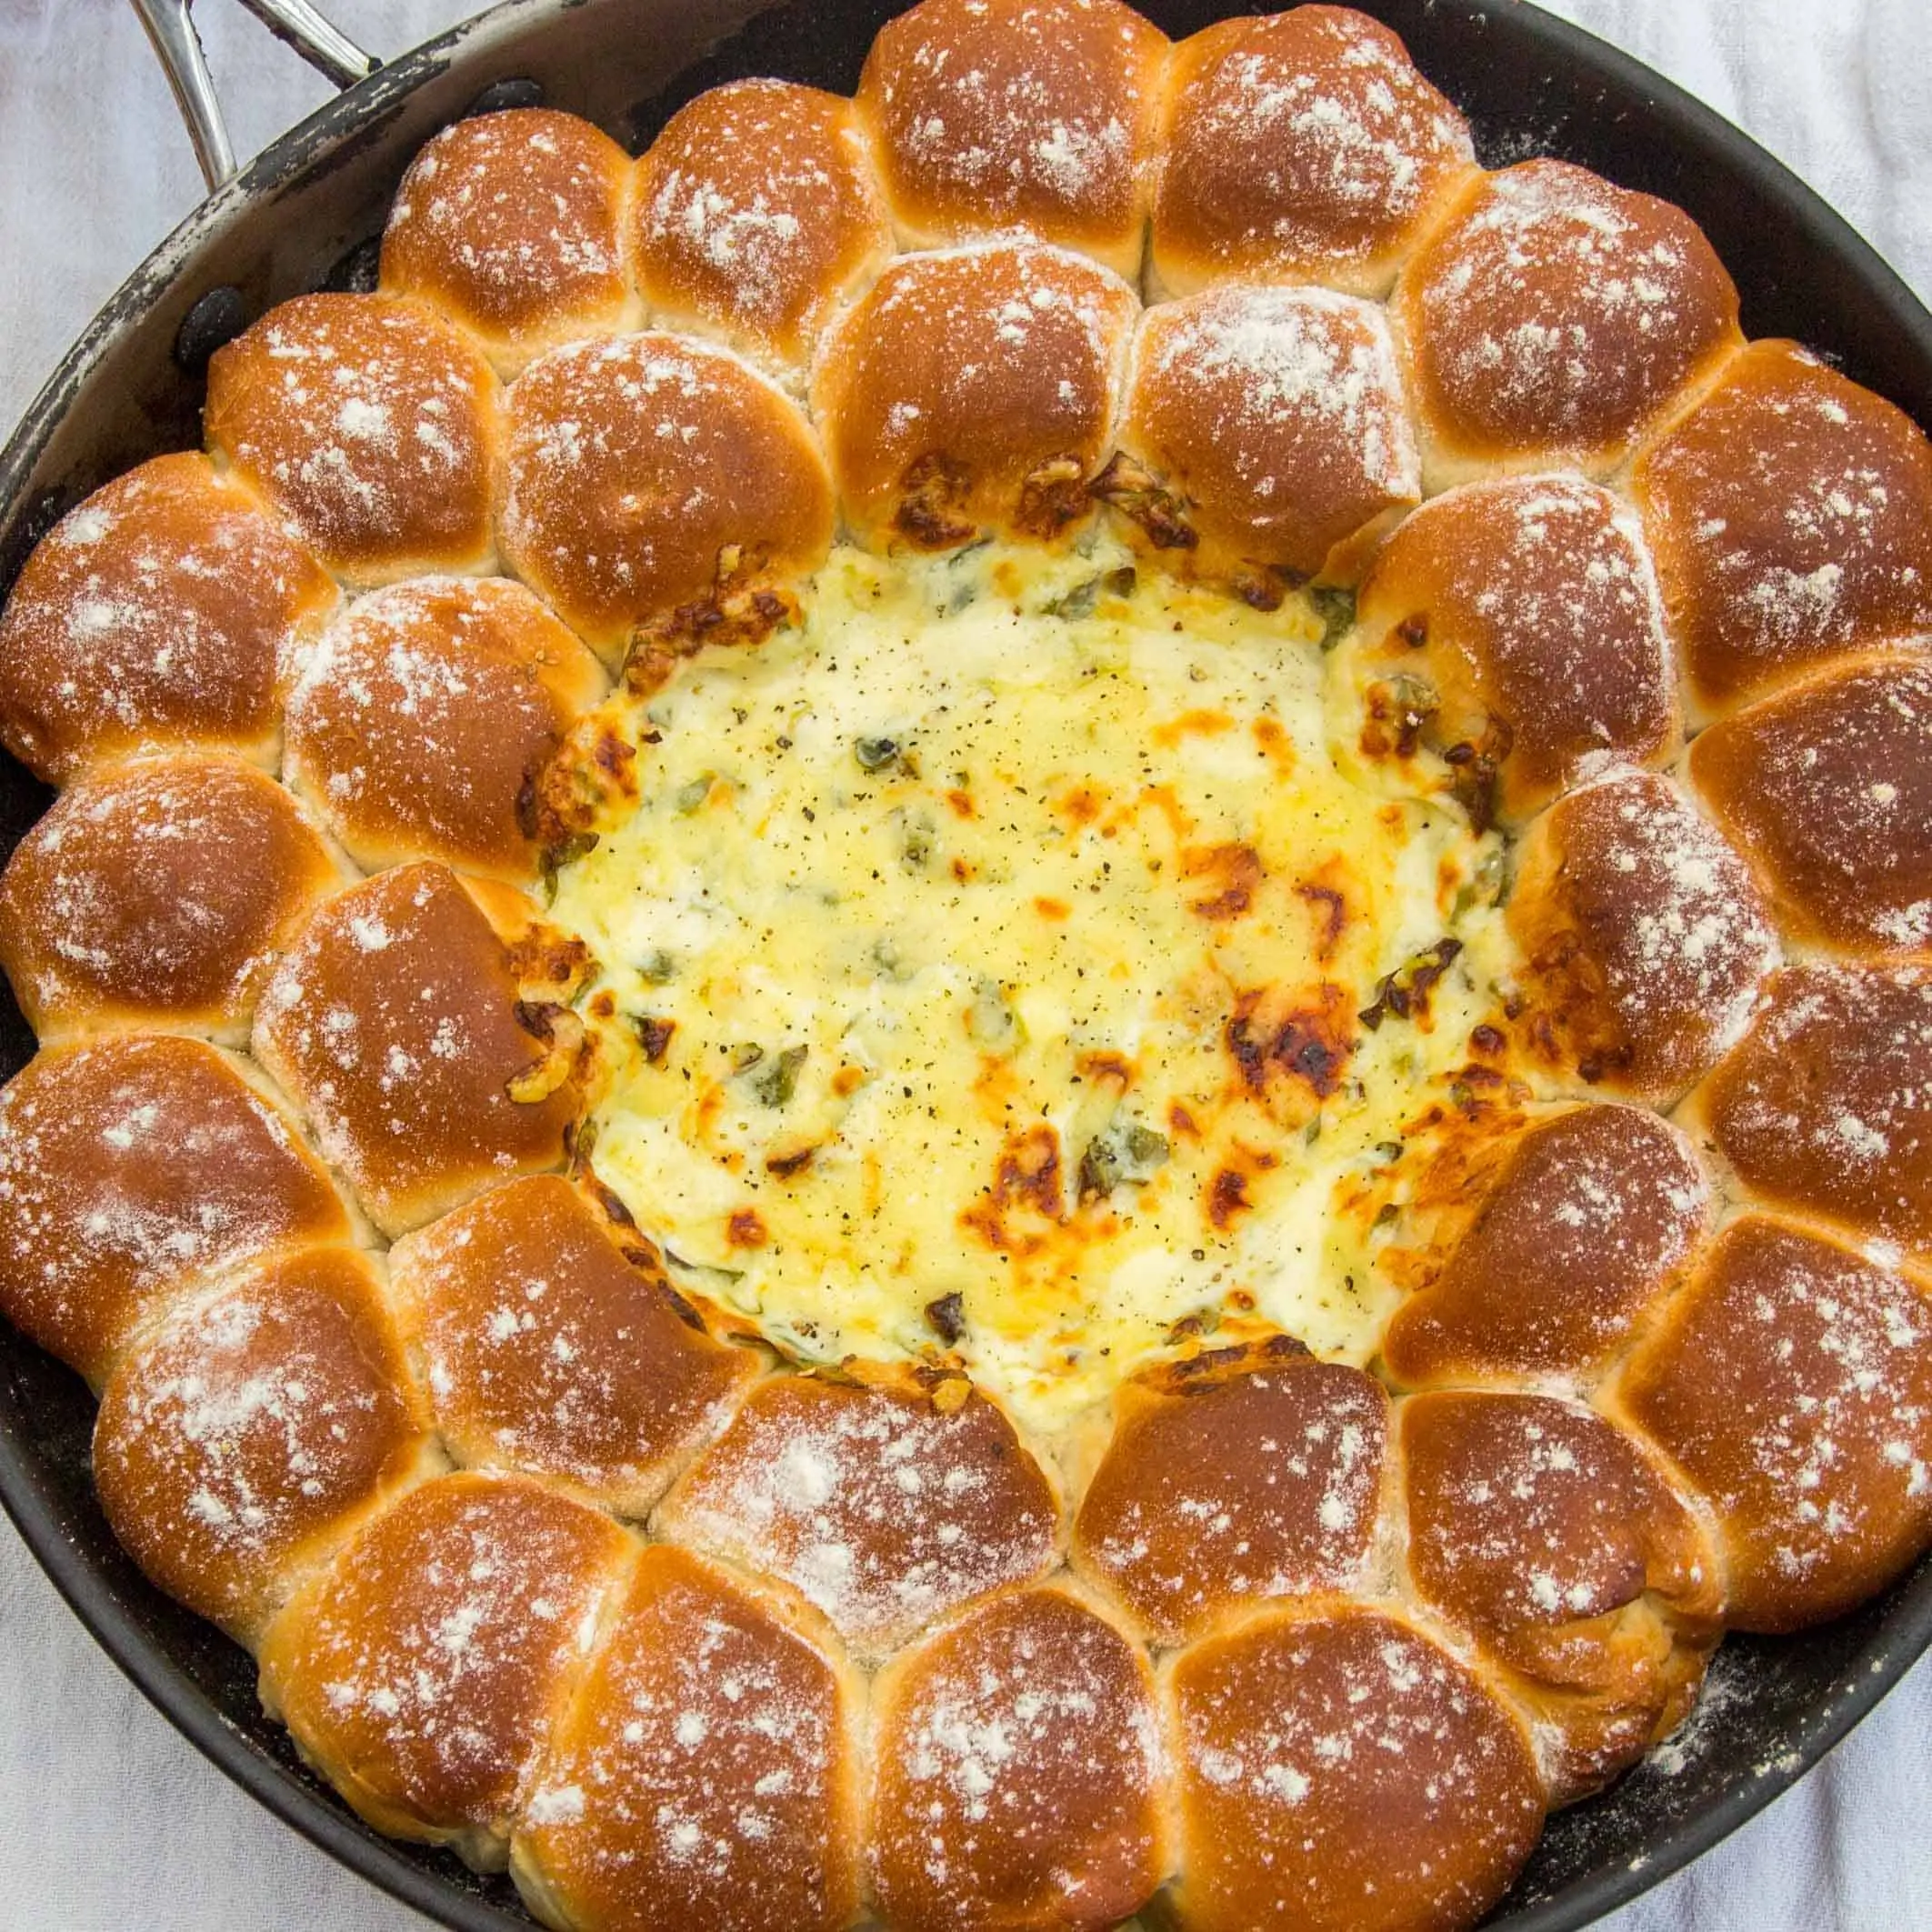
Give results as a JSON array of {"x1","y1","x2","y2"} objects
[
  {"x1": 387, "y1": 1175, "x2": 758, "y2": 1514},
  {"x1": 1397, "y1": 1390, "x2": 1720, "y2": 1803},
  {"x1": 93, "y1": 1246, "x2": 431, "y2": 1644},
  {"x1": 1113, "y1": 282, "x2": 1419, "y2": 590},
  {"x1": 869, "y1": 1585, "x2": 1167, "y2": 1932},
  {"x1": 283, "y1": 576, "x2": 606, "y2": 882},
  {"x1": 630, "y1": 80, "x2": 896, "y2": 377},
  {"x1": 1381, "y1": 1103, "x2": 1709, "y2": 1389},
  {"x1": 1394, "y1": 160, "x2": 1742, "y2": 487},
  {"x1": 0, "y1": 754, "x2": 344, "y2": 1045},
  {"x1": 501, "y1": 332, "x2": 835, "y2": 664},
  {"x1": 0, "y1": 1035, "x2": 349, "y2": 1386},
  {"x1": 205, "y1": 292, "x2": 502, "y2": 584},
  {"x1": 1634, "y1": 338, "x2": 1932, "y2": 719},
  {"x1": 380, "y1": 108, "x2": 637, "y2": 376},
  {"x1": 259, "y1": 1470, "x2": 636, "y2": 1868},
  {"x1": 813, "y1": 239, "x2": 1136, "y2": 551},
  {"x1": 1344, "y1": 475, "x2": 1678, "y2": 826},
  {"x1": 0, "y1": 454, "x2": 338, "y2": 785},
  {"x1": 1688, "y1": 650, "x2": 1932, "y2": 957},
  {"x1": 1680, "y1": 964, "x2": 1932, "y2": 1259},
  {"x1": 1611, "y1": 1215, "x2": 1932, "y2": 1633},
  {"x1": 653, "y1": 1362, "x2": 1059, "y2": 1661},
  {"x1": 1071, "y1": 1335, "x2": 1387, "y2": 1644},
  {"x1": 1163, "y1": 1601, "x2": 1546, "y2": 1932},
  {"x1": 251, "y1": 862, "x2": 586, "y2": 1238},
  {"x1": 856, "y1": 0, "x2": 1169, "y2": 278},
  {"x1": 1507, "y1": 768, "x2": 1780, "y2": 1099},
  {"x1": 1150, "y1": 6, "x2": 1477, "y2": 299},
  {"x1": 511, "y1": 1544, "x2": 864, "y2": 1932}
]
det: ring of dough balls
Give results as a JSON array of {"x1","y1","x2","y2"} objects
[
  {"x1": 205, "y1": 292, "x2": 503, "y2": 584},
  {"x1": 0, "y1": 454, "x2": 338, "y2": 783},
  {"x1": 0, "y1": 6, "x2": 1928, "y2": 1929},
  {"x1": 1151, "y1": 5, "x2": 1477, "y2": 299},
  {"x1": 380, "y1": 107, "x2": 638, "y2": 377}
]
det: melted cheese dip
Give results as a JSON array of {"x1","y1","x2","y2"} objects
[{"x1": 555, "y1": 540, "x2": 1509, "y2": 1431}]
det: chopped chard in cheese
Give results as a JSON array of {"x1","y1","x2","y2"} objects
[{"x1": 552, "y1": 537, "x2": 1513, "y2": 1430}]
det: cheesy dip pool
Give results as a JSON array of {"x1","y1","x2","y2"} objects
[{"x1": 555, "y1": 537, "x2": 1511, "y2": 1428}]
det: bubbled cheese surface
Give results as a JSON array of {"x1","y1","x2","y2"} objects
[{"x1": 556, "y1": 540, "x2": 1508, "y2": 1427}]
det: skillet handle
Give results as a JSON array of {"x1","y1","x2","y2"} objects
[{"x1": 129, "y1": 0, "x2": 380, "y2": 195}]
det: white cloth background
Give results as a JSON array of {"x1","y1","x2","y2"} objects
[{"x1": 0, "y1": 0, "x2": 1927, "y2": 1926}]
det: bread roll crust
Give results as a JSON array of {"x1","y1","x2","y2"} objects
[
  {"x1": 502, "y1": 332, "x2": 834, "y2": 662},
  {"x1": 94, "y1": 1246, "x2": 431, "y2": 1644},
  {"x1": 1682, "y1": 964, "x2": 1932, "y2": 1258},
  {"x1": 205, "y1": 292, "x2": 502, "y2": 584},
  {"x1": 1346, "y1": 475, "x2": 1678, "y2": 825},
  {"x1": 511, "y1": 1543, "x2": 864, "y2": 1932},
  {"x1": 259, "y1": 1471, "x2": 636, "y2": 1864},
  {"x1": 631, "y1": 80, "x2": 895, "y2": 375},
  {"x1": 0, "y1": 454, "x2": 337, "y2": 783},
  {"x1": 654, "y1": 1361, "x2": 1059, "y2": 1660},
  {"x1": 388, "y1": 1175, "x2": 758, "y2": 1513},
  {"x1": 251, "y1": 862, "x2": 586, "y2": 1238},
  {"x1": 0, "y1": 1035, "x2": 350, "y2": 1385},
  {"x1": 1398, "y1": 1390, "x2": 1720, "y2": 1801},
  {"x1": 1688, "y1": 651, "x2": 1932, "y2": 957},
  {"x1": 1164, "y1": 1600, "x2": 1546, "y2": 1932},
  {"x1": 283, "y1": 575, "x2": 606, "y2": 881},
  {"x1": 813, "y1": 239, "x2": 1137, "y2": 550},
  {"x1": 856, "y1": 0, "x2": 1169, "y2": 277},
  {"x1": 1116, "y1": 282, "x2": 1419, "y2": 586},
  {"x1": 1507, "y1": 768, "x2": 1780, "y2": 1099},
  {"x1": 1381, "y1": 1103, "x2": 1710, "y2": 1388},
  {"x1": 0, "y1": 754, "x2": 342, "y2": 1044},
  {"x1": 1634, "y1": 339, "x2": 1932, "y2": 718},
  {"x1": 1151, "y1": 6, "x2": 1477, "y2": 299},
  {"x1": 1072, "y1": 1336, "x2": 1388, "y2": 1643},
  {"x1": 1395, "y1": 160, "x2": 1742, "y2": 486},
  {"x1": 380, "y1": 108, "x2": 636, "y2": 375},
  {"x1": 870, "y1": 1584, "x2": 1167, "y2": 1932},
  {"x1": 1613, "y1": 1215, "x2": 1932, "y2": 1632}
]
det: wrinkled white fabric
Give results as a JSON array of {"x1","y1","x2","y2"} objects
[{"x1": 0, "y1": 2, "x2": 1927, "y2": 1927}]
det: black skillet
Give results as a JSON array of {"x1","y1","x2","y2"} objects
[{"x1": 3, "y1": 1, "x2": 1930, "y2": 1926}]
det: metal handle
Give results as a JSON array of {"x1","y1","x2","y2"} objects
[{"x1": 130, "y1": 0, "x2": 380, "y2": 194}]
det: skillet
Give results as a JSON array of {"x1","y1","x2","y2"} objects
[{"x1": 3, "y1": 1, "x2": 1932, "y2": 1925}]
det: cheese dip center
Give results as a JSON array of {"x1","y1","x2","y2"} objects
[{"x1": 556, "y1": 540, "x2": 1506, "y2": 1429}]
